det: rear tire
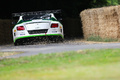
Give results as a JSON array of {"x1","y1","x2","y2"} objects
[
  {"x1": 14, "y1": 40, "x2": 23, "y2": 46},
  {"x1": 14, "y1": 42, "x2": 19, "y2": 46},
  {"x1": 49, "y1": 36, "x2": 64, "y2": 43}
]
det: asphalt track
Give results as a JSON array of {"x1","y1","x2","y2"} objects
[{"x1": 0, "y1": 41, "x2": 120, "y2": 59}]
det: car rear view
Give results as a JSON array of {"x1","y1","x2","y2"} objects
[{"x1": 12, "y1": 10, "x2": 64, "y2": 46}]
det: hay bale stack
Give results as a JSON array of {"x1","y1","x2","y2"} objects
[
  {"x1": 80, "y1": 5, "x2": 120, "y2": 39},
  {"x1": 0, "y1": 19, "x2": 13, "y2": 45}
]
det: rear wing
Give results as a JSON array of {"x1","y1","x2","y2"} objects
[{"x1": 12, "y1": 9, "x2": 61, "y2": 17}]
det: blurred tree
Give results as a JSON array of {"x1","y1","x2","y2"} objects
[
  {"x1": 91, "y1": 0, "x2": 120, "y2": 7},
  {"x1": 0, "y1": 0, "x2": 120, "y2": 19},
  {"x1": 107, "y1": 0, "x2": 119, "y2": 6},
  {"x1": 90, "y1": 0, "x2": 119, "y2": 8},
  {"x1": 90, "y1": 0, "x2": 108, "y2": 7}
]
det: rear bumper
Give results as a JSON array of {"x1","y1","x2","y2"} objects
[{"x1": 14, "y1": 34, "x2": 64, "y2": 43}]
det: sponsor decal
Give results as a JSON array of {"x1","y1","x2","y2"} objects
[{"x1": 52, "y1": 31, "x2": 57, "y2": 33}]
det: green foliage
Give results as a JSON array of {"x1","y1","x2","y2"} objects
[
  {"x1": 90, "y1": 0, "x2": 108, "y2": 7},
  {"x1": 62, "y1": 0, "x2": 120, "y2": 17},
  {"x1": 90, "y1": 0, "x2": 119, "y2": 8},
  {"x1": 107, "y1": 0, "x2": 119, "y2": 6}
]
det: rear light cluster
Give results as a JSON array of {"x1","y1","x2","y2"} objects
[
  {"x1": 17, "y1": 26, "x2": 25, "y2": 30},
  {"x1": 51, "y1": 23, "x2": 58, "y2": 28}
]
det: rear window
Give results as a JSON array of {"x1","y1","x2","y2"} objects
[{"x1": 23, "y1": 14, "x2": 51, "y2": 21}]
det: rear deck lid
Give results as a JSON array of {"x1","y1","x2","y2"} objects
[{"x1": 25, "y1": 22, "x2": 50, "y2": 30}]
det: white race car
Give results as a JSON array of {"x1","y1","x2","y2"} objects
[{"x1": 12, "y1": 10, "x2": 64, "y2": 45}]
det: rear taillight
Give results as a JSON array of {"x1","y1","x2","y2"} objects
[
  {"x1": 17, "y1": 26, "x2": 25, "y2": 30},
  {"x1": 51, "y1": 23, "x2": 58, "y2": 28}
]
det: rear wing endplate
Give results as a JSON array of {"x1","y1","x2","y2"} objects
[{"x1": 12, "y1": 9, "x2": 61, "y2": 17}]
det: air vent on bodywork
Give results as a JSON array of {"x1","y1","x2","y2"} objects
[{"x1": 28, "y1": 29, "x2": 48, "y2": 34}]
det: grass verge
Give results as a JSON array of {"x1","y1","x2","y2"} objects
[
  {"x1": 87, "y1": 35, "x2": 118, "y2": 42},
  {"x1": 0, "y1": 52, "x2": 22, "y2": 57},
  {"x1": 0, "y1": 49, "x2": 120, "y2": 80}
]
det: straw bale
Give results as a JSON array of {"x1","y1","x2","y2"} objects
[
  {"x1": 0, "y1": 19, "x2": 13, "y2": 45},
  {"x1": 80, "y1": 5, "x2": 120, "y2": 39}
]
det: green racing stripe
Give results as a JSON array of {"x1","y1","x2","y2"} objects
[{"x1": 14, "y1": 34, "x2": 64, "y2": 43}]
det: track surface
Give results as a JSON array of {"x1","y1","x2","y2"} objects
[{"x1": 0, "y1": 40, "x2": 120, "y2": 59}]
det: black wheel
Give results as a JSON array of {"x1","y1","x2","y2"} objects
[
  {"x1": 14, "y1": 41, "x2": 19, "y2": 46},
  {"x1": 60, "y1": 38, "x2": 64, "y2": 42},
  {"x1": 14, "y1": 40, "x2": 23, "y2": 46},
  {"x1": 50, "y1": 36, "x2": 64, "y2": 43}
]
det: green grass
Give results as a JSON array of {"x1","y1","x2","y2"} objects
[
  {"x1": 0, "y1": 52, "x2": 22, "y2": 57},
  {"x1": 0, "y1": 49, "x2": 120, "y2": 80},
  {"x1": 87, "y1": 35, "x2": 118, "y2": 42}
]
